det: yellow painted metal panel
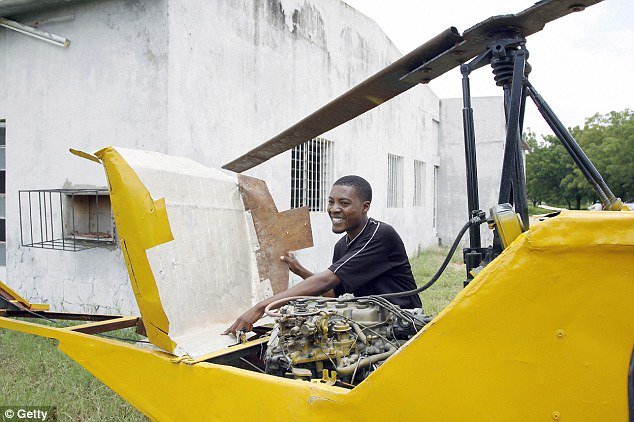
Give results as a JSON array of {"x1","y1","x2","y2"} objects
[
  {"x1": 95, "y1": 147, "x2": 176, "y2": 353},
  {"x1": 0, "y1": 317, "x2": 350, "y2": 421},
  {"x1": 0, "y1": 280, "x2": 50, "y2": 310},
  {"x1": 349, "y1": 211, "x2": 634, "y2": 421},
  {"x1": 1, "y1": 211, "x2": 632, "y2": 421}
]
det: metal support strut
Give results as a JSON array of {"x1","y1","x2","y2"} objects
[
  {"x1": 524, "y1": 80, "x2": 622, "y2": 210},
  {"x1": 460, "y1": 50, "x2": 491, "y2": 286},
  {"x1": 491, "y1": 33, "x2": 530, "y2": 230},
  {"x1": 458, "y1": 28, "x2": 623, "y2": 288}
]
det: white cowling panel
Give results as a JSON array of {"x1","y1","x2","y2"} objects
[{"x1": 117, "y1": 148, "x2": 261, "y2": 358}]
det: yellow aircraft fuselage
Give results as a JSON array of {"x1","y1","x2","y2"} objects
[{"x1": 2, "y1": 210, "x2": 632, "y2": 421}]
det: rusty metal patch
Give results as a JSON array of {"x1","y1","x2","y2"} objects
[{"x1": 238, "y1": 175, "x2": 313, "y2": 295}]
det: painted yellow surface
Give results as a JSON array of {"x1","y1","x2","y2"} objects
[
  {"x1": 1, "y1": 210, "x2": 632, "y2": 421},
  {"x1": 94, "y1": 147, "x2": 176, "y2": 353},
  {"x1": 0, "y1": 280, "x2": 50, "y2": 311},
  {"x1": 69, "y1": 148, "x2": 100, "y2": 163}
]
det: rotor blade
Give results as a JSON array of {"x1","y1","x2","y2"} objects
[
  {"x1": 401, "y1": 0, "x2": 604, "y2": 84},
  {"x1": 223, "y1": 0, "x2": 604, "y2": 173},
  {"x1": 222, "y1": 27, "x2": 463, "y2": 173}
]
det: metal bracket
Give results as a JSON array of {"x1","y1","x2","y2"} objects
[{"x1": 0, "y1": 17, "x2": 69, "y2": 47}]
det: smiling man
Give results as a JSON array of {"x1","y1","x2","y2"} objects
[{"x1": 224, "y1": 175, "x2": 421, "y2": 336}]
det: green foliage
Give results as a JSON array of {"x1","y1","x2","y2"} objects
[{"x1": 526, "y1": 110, "x2": 634, "y2": 208}]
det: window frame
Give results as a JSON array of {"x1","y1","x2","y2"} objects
[
  {"x1": 387, "y1": 154, "x2": 404, "y2": 208},
  {"x1": 290, "y1": 137, "x2": 334, "y2": 212},
  {"x1": 413, "y1": 160, "x2": 426, "y2": 207}
]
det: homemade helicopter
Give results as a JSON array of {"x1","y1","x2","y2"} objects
[{"x1": 1, "y1": 1, "x2": 633, "y2": 421}]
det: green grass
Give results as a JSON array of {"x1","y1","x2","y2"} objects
[
  {"x1": 527, "y1": 204, "x2": 547, "y2": 215},
  {"x1": 0, "y1": 324, "x2": 146, "y2": 421},
  {"x1": 410, "y1": 246, "x2": 465, "y2": 315},
  {"x1": 0, "y1": 248, "x2": 461, "y2": 420}
]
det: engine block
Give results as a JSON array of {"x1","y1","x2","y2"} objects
[{"x1": 264, "y1": 296, "x2": 429, "y2": 387}]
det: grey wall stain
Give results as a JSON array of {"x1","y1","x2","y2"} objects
[{"x1": 266, "y1": 0, "x2": 286, "y2": 32}]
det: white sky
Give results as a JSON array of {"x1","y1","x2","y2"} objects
[{"x1": 341, "y1": 0, "x2": 633, "y2": 138}]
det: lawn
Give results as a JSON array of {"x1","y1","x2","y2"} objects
[
  {"x1": 0, "y1": 247, "x2": 464, "y2": 420},
  {"x1": 410, "y1": 246, "x2": 465, "y2": 315},
  {"x1": 0, "y1": 326, "x2": 146, "y2": 421}
]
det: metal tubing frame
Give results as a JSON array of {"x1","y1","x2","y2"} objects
[
  {"x1": 523, "y1": 80, "x2": 621, "y2": 210},
  {"x1": 460, "y1": 64, "x2": 481, "y2": 248},
  {"x1": 498, "y1": 48, "x2": 529, "y2": 228}
]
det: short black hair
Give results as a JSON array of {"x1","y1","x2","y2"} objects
[{"x1": 333, "y1": 175, "x2": 372, "y2": 202}]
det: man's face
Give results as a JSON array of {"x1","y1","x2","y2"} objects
[{"x1": 327, "y1": 185, "x2": 370, "y2": 235}]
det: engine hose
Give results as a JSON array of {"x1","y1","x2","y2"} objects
[
  {"x1": 378, "y1": 215, "x2": 486, "y2": 300},
  {"x1": 335, "y1": 344, "x2": 397, "y2": 376},
  {"x1": 264, "y1": 295, "x2": 338, "y2": 318},
  {"x1": 349, "y1": 321, "x2": 367, "y2": 344}
]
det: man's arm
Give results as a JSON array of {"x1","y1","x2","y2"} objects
[
  {"x1": 223, "y1": 269, "x2": 340, "y2": 336},
  {"x1": 281, "y1": 252, "x2": 313, "y2": 279},
  {"x1": 281, "y1": 252, "x2": 335, "y2": 296}
]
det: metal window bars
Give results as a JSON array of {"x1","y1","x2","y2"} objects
[
  {"x1": 290, "y1": 138, "x2": 334, "y2": 212},
  {"x1": 19, "y1": 189, "x2": 115, "y2": 252},
  {"x1": 433, "y1": 165, "x2": 439, "y2": 228},
  {"x1": 414, "y1": 160, "x2": 426, "y2": 207},
  {"x1": 387, "y1": 154, "x2": 404, "y2": 208}
]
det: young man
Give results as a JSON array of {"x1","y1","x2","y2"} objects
[{"x1": 224, "y1": 175, "x2": 421, "y2": 336}]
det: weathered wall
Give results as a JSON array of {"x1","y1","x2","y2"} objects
[
  {"x1": 0, "y1": 0, "x2": 168, "y2": 313},
  {"x1": 0, "y1": 0, "x2": 502, "y2": 313},
  {"x1": 437, "y1": 96, "x2": 506, "y2": 247},
  {"x1": 164, "y1": 0, "x2": 442, "y2": 276}
]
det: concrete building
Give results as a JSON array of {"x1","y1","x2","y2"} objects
[{"x1": 0, "y1": 0, "x2": 504, "y2": 314}]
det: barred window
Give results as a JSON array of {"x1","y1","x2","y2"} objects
[
  {"x1": 290, "y1": 138, "x2": 334, "y2": 212},
  {"x1": 433, "y1": 165, "x2": 439, "y2": 227},
  {"x1": 387, "y1": 154, "x2": 404, "y2": 208},
  {"x1": 413, "y1": 160, "x2": 426, "y2": 207}
]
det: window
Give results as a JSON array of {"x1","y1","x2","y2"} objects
[
  {"x1": 433, "y1": 165, "x2": 439, "y2": 228},
  {"x1": 19, "y1": 189, "x2": 115, "y2": 251},
  {"x1": 387, "y1": 154, "x2": 404, "y2": 208},
  {"x1": 290, "y1": 138, "x2": 334, "y2": 212},
  {"x1": 413, "y1": 160, "x2": 426, "y2": 207},
  {"x1": 432, "y1": 118, "x2": 440, "y2": 156},
  {"x1": 0, "y1": 120, "x2": 5, "y2": 266},
  {"x1": 66, "y1": 192, "x2": 114, "y2": 242}
]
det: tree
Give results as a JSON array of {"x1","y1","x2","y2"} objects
[
  {"x1": 573, "y1": 110, "x2": 634, "y2": 202},
  {"x1": 525, "y1": 132, "x2": 569, "y2": 206},
  {"x1": 525, "y1": 109, "x2": 633, "y2": 208}
]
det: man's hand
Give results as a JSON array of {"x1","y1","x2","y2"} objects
[
  {"x1": 281, "y1": 252, "x2": 313, "y2": 279},
  {"x1": 222, "y1": 304, "x2": 264, "y2": 336},
  {"x1": 223, "y1": 269, "x2": 340, "y2": 337}
]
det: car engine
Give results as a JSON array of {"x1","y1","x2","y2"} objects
[{"x1": 263, "y1": 295, "x2": 429, "y2": 387}]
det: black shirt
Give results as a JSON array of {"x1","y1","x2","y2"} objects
[{"x1": 329, "y1": 218, "x2": 422, "y2": 309}]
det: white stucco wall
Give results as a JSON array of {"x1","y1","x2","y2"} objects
[
  {"x1": 0, "y1": 0, "x2": 169, "y2": 313},
  {"x1": 0, "y1": 0, "x2": 502, "y2": 313},
  {"x1": 165, "y1": 0, "x2": 442, "y2": 276},
  {"x1": 437, "y1": 96, "x2": 506, "y2": 247}
]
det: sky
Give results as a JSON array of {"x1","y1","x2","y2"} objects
[{"x1": 341, "y1": 0, "x2": 633, "y2": 138}]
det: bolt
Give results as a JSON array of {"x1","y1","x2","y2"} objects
[
  {"x1": 552, "y1": 411, "x2": 561, "y2": 420},
  {"x1": 569, "y1": 4, "x2": 585, "y2": 12},
  {"x1": 556, "y1": 329, "x2": 565, "y2": 339}
]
